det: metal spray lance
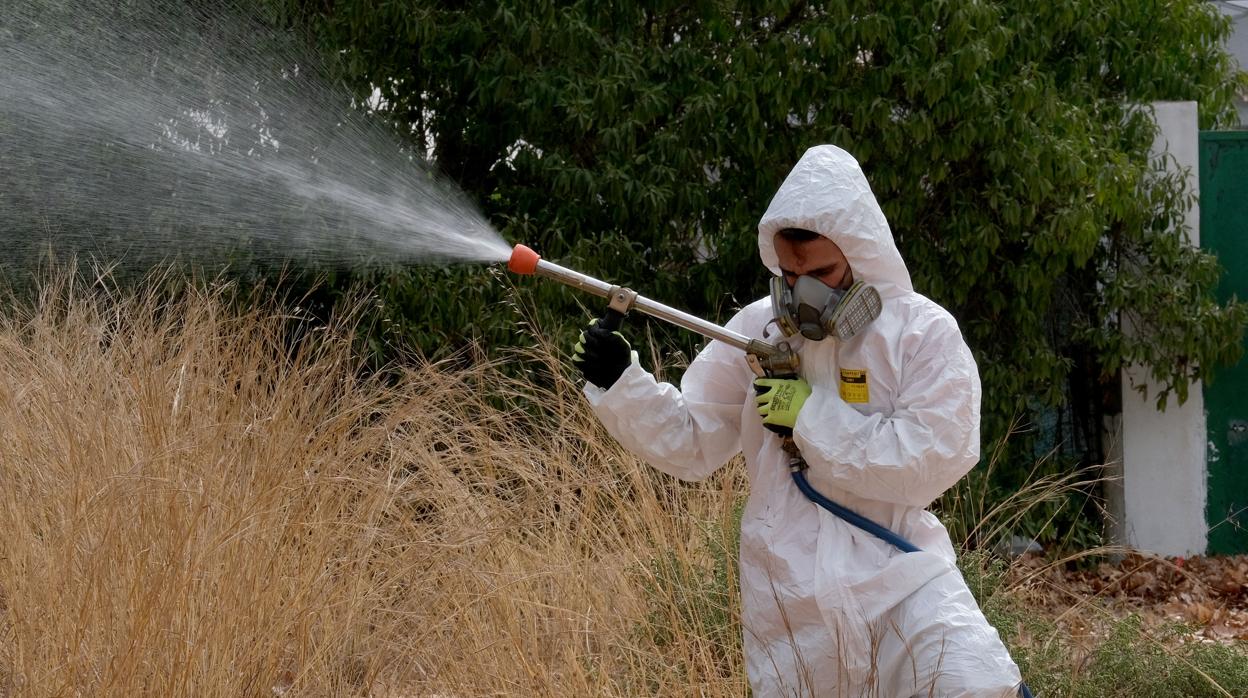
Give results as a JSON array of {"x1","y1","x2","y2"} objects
[
  {"x1": 504, "y1": 242, "x2": 924, "y2": 555},
  {"x1": 506, "y1": 243, "x2": 800, "y2": 378}
]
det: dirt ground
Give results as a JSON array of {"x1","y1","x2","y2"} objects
[{"x1": 1007, "y1": 552, "x2": 1248, "y2": 645}]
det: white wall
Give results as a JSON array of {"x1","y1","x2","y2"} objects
[{"x1": 1115, "y1": 101, "x2": 1208, "y2": 556}]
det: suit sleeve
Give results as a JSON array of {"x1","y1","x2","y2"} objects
[
  {"x1": 792, "y1": 315, "x2": 981, "y2": 508},
  {"x1": 583, "y1": 312, "x2": 753, "y2": 482}
]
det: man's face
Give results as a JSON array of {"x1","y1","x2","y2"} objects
[{"x1": 774, "y1": 234, "x2": 854, "y2": 290}]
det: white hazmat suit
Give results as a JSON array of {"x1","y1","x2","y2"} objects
[{"x1": 585, "y1": 145, "x2": 1023, "y2": 696}]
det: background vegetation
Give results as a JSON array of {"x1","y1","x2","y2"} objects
[
  {"x1": 261, "y1": 0, "x2": 1248, "y2": 545},
  {"x1": 271, "y1": 0, "x2": 1246, "y2": 407}
]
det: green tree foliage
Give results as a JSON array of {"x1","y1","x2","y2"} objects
[{"x1": 274, "y1": 1, "x2": 1245, "y2": 452}]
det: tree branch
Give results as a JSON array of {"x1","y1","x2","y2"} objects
[{"x1": 773, "y1": 0, "x2": 808, "y2": 34}]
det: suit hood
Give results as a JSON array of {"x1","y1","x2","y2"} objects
[{"x1": 758, "y1": 145, "x2": 913, "y2": 298}]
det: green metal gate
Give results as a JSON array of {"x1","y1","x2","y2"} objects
[{"x1": 1200, "y1": 130, "x2": 1248, "y2": 555}]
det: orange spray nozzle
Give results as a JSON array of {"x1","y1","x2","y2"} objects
[{"x1": 507, "y1": 244, "x2": 541, "y2": 275}]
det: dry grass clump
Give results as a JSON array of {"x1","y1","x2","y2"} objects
[
  {"x1": 0, "y1": 275, "x2": 747, "y2": 697},
  {"x1": 7, "y1": 273, "x2": 1242, "y2": 697}
]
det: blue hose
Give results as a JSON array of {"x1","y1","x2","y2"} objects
[
  {"x1": 789, "y1": 467, "x2": 1035, "y2": 697},
  {"x1": 790, "y1": 469, "x2": 920, "y2": 552}
]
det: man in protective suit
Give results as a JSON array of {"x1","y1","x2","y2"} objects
[{"x1": 574, "y1": 144, "x2": 1025, "y2": 696}]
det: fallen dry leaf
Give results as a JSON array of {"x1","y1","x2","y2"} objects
[{"x1": 1005, "y1": 553, "x2": 1248, "y2": 646}]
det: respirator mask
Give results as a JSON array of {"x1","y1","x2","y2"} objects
[{"x1": 769, "y1": 275, "x2": 882, "y2": 341}]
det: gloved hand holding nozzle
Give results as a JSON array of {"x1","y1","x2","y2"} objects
[
  {"x1": 754, "y1": 377, "x2": 811, "y2": 435},
  {"x1": 571, "y1": 309, "x2": 635, "y2": 390}
]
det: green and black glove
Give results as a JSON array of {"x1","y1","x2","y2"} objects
[
  {"x1": 572, "y1": 310, "x2": 634, "y2": 390},
  {"x1": 753, "y1": 377, "x2": 811, "y2": 435}
]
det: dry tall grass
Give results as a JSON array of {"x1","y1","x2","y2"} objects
[
  {"x1": 4, "y1": 275, "x2": 1243, "y2": 697},
  {"x1": 0, "y1": 276, "x2": 747, "y2": 696}
]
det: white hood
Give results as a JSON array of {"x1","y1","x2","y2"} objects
[{"x1": 757, "y1": 145, "x2": 913, "y2": 298}]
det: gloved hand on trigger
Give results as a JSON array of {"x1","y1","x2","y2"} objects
[
  {"x1": 572, "y1": 313, "x2": 635, "y2": 390},
  {"x1": 754, "y1": 377, "x2": 812, "y2": 434}
]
